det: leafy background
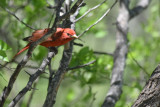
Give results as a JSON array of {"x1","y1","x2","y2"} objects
[{"x1": 0, "y1": 0, "x2": 160, "y2": 107}]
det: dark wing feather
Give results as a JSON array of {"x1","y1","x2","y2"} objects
[{"x1": 23, "y1": 36, "x2": 32, "y2": 41}]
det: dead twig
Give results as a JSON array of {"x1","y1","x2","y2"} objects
[
  {"x1": 129, "y1": 52, "x2": 150, "y2": 77},
  {"x1": 78, "y1": 0, "x2": 118, "y2": 38},
  {"x1": 26, "y1": 78, "x2": 40, "y2": 107},
  {"x1": 67, "y1": 60, "x2": 96, "y2": 71},
  {"x1": 5, "y1": 8, "x2": 36, "y2": 30},
  {"x1": 93, "y1": 51, "x2": 113, "y2": 56},
  {"x1": 75, "y1": 0, "x2": 107, "y2": 22}
]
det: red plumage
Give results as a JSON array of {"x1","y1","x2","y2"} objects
[{"x1": 14, "y1": 28, "x2": 78, "y2": 58}]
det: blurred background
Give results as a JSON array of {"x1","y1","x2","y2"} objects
[{"x1": 0, "y1": 0, "x2": 160, "y2": 107}]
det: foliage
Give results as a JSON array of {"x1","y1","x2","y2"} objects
[
  {"x1": 0, "y1": 40, "x2": 11, "y2": 62},
  {"x1": 69, "y1": 47, "x2": 113, "y2": 86},
  {"x1": 0, "y1": 0, "x2": 159, "y2": 107}
]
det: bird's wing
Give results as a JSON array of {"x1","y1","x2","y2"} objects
[
  {"x1": 22, "y1": 28, "x2": 64, "y2": 42},
  {"x1": 43, "y1": 31, "x2": 63, "y2": 42},
  {"x1": 22, "y1": 29, "x2": 50, "y2": 42}
]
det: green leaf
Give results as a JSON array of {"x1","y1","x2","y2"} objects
[
  {"x1": 0, "y1": 40, "x2": 11, "y2": 62},
  {"x1": 95, "y1": 30, "x2": 107, "y2": 38},
  {"x1": 0, "y1": 0, "x2": 7, "y2": 8},
  {"x1": 0, "y1": 40, "x2": 11, "y2": 51},
  {"x1": 66, "y1": 89, "x2": 75, "y2": 101},
  {"x1": 0, "y1": 50, "x2": 7, "y2": 57}
]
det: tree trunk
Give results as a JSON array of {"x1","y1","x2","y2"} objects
[{"x1": 132, "y1": 64, "x2": 160, "y2": 107}]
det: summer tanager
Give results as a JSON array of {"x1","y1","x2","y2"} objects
[{"x1": 14, "y1": 28, "x2": 78, "y2": 58}]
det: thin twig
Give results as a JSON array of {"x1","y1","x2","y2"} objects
[
  {"x1": 0, "y1": 63, "x2": 14, "y2": 72},
  {"x1": 73, "y1": 42, "x2": 83, "y2": 47},
  {"x1": 129, "y1": 52, "x2": 150, "y2": 77},
  {"x1": 78, "y1": 0, "x2": 118, "y2": 38},
  {"x1": 89, "y1": 92, "x2": 97, "y2": 107},
  {"x1": 5, "y1": 8, "x2": 36, "y2": 30},
  {"x1": 93, "y1": 51, "x2": 113, "y2": 56},
  {"x1": 48, "y1": 11, "x2": 55, "y2": 28},
  {"x1": 75, "y1": 0, "x2": 107, "y2": 22},
  {"x1": 67, "y1": 60, "x2": 96, "y2": 71},
  {"x1": 27, "y1": 78, "x2": 39, "y2": 107},
  {"x1": 58, "y1": 0, "x2": 83, "y2": 22},
  {"x1": 24, "y1": 70, "x2": 32, "y2": 77}
]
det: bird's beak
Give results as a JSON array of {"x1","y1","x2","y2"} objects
[{"x1": 71, "y1": 34, "x2": 78, "y2": 38}]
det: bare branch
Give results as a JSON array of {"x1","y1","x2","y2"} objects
[
  {"x1": 93, "y1": 51, "x2": 113, "y2": 56},
  {"x1": 73, "y1": 42, "x2": 84, "y2": 47},
  {"x1": 129, "y1": 52, "x2": 150, "y2": 77},
  {"x1": 78, "y1": 0, "x2": 118, "y2": 38},
  {"x1": 0, "y1": 63, "x2": 14, "y2": 72},
  {"x1": 67, "y1": 60, "x2": 96, "y2": 71},
  {"x1": 43, "y1": 44, "x2": 74, "y2": 107},
  {"x1": 89, "y1": 92, "x2": 97, "y2": 107},
  {"x1": 27, "y1": 78, "x2": 39, "y2": 107},
  {"x1": 8, "y1": 48, "x2": 57, "y2": 107},
  {"x1": 0, "y1": 1, "x2": 63, "y2": 106},
  {"x1": 0, "y1": 54, "x2": 31, "y2": 106},
  {"x1": 58, "y1": 0, "x2": 83, "y2": 22},
  {"x1": 129, "y1": 0, "x2": 151, "y2": 19},
  {"x1": 43, "y1": 1, "x2": 83, "y2": 106},
  {"x1": 75, "y1": 0, "x2": 107, "y2": 22},
  {"x1": 5, "y1": 8, "x2": 36, "y2": 30},
  {"x1": 102, "y1": 0, "x2": 129, "y2": 106},
  {"x1": 48, "y1": 11, "x2": 55, "y2": 28},
  {"x1": 24, "y1": 70, "x2": 32, "y2": 77},
  {"x1": 102, "y1": 0, "x2": 151, "y2": 106}
]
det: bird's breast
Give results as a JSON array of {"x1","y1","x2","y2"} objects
[{"x1": 40, "y1": 38, "x2": 73, "y2": 47}]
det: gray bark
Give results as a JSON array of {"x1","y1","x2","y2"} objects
[
  {"x1": 102, "y1": 0, "x2": 151, "y2": 107},
  {"x1": 132, "y1": 64, "x2": 160, "y2": 107},
  {"x1": 102, "y1": 0, "x2": 129, "y2": 106}
]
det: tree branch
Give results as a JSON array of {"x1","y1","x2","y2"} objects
[
  {"x1": 43, "y1": 0, "x2": 82, "y2": 106},
  {"x1": 102, "y1": 0, "x2": 130, "y2": 106},
  {"x1": 129, "y1": 0, "x2": 151, "y2": 19},
  {"x1": 129, "y1": 52, "x2": 150, "y2": 77},
  {"x1": 8, "y1": 48, "x2": 57, "y2": 107},
  {"x1": 78, "y1": 0, "x2": 118, "y2": 38},
  {"x1": 102, "y1": 0, "x2": 151, "y2": 106},
  {"x1": 58, "y1": 0, "x2": 83, "y2": 22},
  {"x1": 132, "y1": 64, "x2": 160, "y2": 107},
  {"x1": 73, "y1": 42, "x2": 84, "y2": 47},
  {"x1": 0, "y1": 1, "x2": 64, "y2": 106},
  {"x1": 26, "y1": 77, "x2": 39, "y2": 107},
  {"x1": 5, "y1": 8, "x2": 36, "y2": 30},
  {"x1": 75, "y1": 0, "x2": 107, "y2": 22},
  {"x1": 67, "y1": 60, "x2": 96, "y2": 71},
  {"x1": 93, "y1": 51, "x2": 113, "y2": 56},
  {"x1": 43, "y1": 45, "x2": 74, "y2": 107}
]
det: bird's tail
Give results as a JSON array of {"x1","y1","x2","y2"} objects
[{"x1": 13, "y1": 43, "x2": 31, "y2": 58}]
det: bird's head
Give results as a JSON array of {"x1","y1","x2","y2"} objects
[{"x1": 63, "y1": 28, "x2": 78, "y2": 39}]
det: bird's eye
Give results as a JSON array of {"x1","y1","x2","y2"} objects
[{"x1": 67, "y1": 33, "x2": 71, "y2": 37}]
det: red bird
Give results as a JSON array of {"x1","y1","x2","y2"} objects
[{"x1": 14, "y1": 28, "x2": 78, "y2": 58}]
